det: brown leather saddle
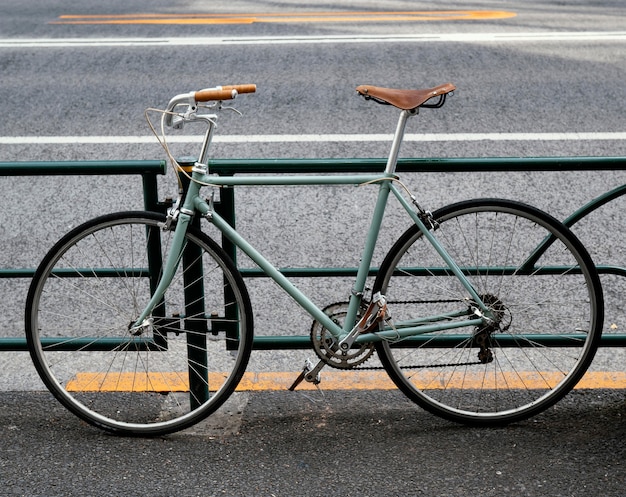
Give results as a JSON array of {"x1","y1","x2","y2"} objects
[{"x1": 356, "y1": 83, "x2": 456, "y2": 110}]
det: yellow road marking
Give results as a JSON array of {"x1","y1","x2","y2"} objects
[
  {"x1": 66, "y1": 371, "x2": 193, "y2": 392},
  {"x1": 50, "y1": 11, "x2": 516, "y2": 25},
  {"x1": 66, "y1": 370, "x2": 626, "y2": 392}
]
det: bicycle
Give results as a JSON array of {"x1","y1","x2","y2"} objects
[{"x1": 25, "y1": 83, "x2": 604, "y2": 436}]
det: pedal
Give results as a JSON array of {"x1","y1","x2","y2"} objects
[{"x1": 288, "y1": 358, "x2": 323, "y2": 391}]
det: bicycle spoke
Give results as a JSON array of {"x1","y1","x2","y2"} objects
[
  {"x1": 26, "y1": 212, "x2": 253, "y2": 436},
  {"x1": 375, "y1": 199, "x2": 602, "y2": 425}
]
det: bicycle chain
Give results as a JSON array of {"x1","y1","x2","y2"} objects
[
  {"x1": 389, "y1": 298, "x2": 466, "y2": 305},
  {"x1": 354, "y1": 360, "x2": 483, "y2": 371}
]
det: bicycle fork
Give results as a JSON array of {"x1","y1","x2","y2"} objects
[{"x1": 129, "y1": 180, "x2": 201, "y2": 334}]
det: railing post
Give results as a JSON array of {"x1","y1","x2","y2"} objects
[{"x1": 177, "y1": 158, "x2": 210, "y2": 408}]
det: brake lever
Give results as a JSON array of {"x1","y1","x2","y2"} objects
[
  {"x1": 219, "y1": 105, "x2": 243, "y2": 116},
  {"x1": 168, "y1": 103, "x2": 198, "y2": 130}
]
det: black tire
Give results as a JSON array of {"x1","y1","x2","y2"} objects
[
  {"x1": 25, "y1": 211, "x2": 253, "y2": 436},
  {"x1": 373, "y1": 199, "x2": 603, "y2": 425}
]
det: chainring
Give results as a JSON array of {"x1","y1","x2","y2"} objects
[{"x1": 310, "y1": 301, "x2": 375, "y2": 369}]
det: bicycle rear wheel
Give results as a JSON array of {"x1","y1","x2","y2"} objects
[
  {"x1": 25, "y1": 211, "x2": 253, "y2": 436},
  {"x1": 374, "y1": 199, "x2": 603, "y2": 425}
]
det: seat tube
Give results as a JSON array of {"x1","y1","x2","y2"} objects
[
  {"x1": 343, "y1": 179, "x2": 392, "y2": 331},
  {"x1": 385, "y1": 109, "x2": 413, "y2": 175}
]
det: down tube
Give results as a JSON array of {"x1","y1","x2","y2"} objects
[{"x1": 204, "y1": 208, "x2": 344, "y2": 338}]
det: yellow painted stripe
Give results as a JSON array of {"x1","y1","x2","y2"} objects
[
  {"x1": 66, "y1": 371, "x2": 195, "y2": 392},
  {"x1": 66, "y1": 370, "x2": 626, "y2": 392},
  {"x1": 51, "y1": 11, "x2": 517, "y2": 25}
]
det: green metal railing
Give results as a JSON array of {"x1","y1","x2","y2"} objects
[
  {"x1": 0, "y1": 160, "x2": 167, "y2": 351},
  {"x1": 207, "y1": 156, "x2": 626, "y2": 349},
  {"x1": 2, "y1": 156, "x2": 626, "y2": 352}
]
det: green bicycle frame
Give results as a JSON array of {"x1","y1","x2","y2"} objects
[
  {"x1": 133, "y1": 169, "x2": 487, "y2": 342},
  {"x1": 133, "y1": 108, "x2": 489, "y2": 342}
]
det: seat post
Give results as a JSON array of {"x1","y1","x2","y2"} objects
[{"x1": 384, "y1": 109, "x2": 414, "y2": 175}]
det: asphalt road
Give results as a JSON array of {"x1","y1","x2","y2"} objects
[
  {"x1": 0, "y1": 0, "x2": 625, "y2": 340},
  {"x1": 2, "y1": 389, "x2": 626, "y2": 497},
  {"x1": 1, "y1": 1, "x2": 626, "y2": 495},
  {"x1": 1, "y1": 0, "x2": 626, "y2": 364}
]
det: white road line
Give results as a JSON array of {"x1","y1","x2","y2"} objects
[
  {"x1": 1, "y1": 133, "x2": 624, "y2": 145},
  {"x1": 1, "y1": 32, "x2": 625, "y2": 48}
]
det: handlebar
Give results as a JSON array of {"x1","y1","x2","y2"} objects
[
  {"x1": 164, "y1": 84, "x2": 256, "y2": 126},
  {"x1": 194, "y1": 84, "x2": 257, "y2": 102},
  {"x1": 217, "y1": 84, "x2": 257, "y2": 94}
]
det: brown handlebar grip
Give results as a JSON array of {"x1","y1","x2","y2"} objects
[
  {"x1": 222, "y1": 84, "x2": 257, "y2": 94},
  {"x1": 194, "y1": 88, "x2": 237, "y2": 102}
]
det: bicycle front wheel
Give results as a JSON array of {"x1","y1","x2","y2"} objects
[
  {"x1": 25, "y1": 211, "x2": 253, "y2": 436},
  {"x1": 374, "y1": 199, "x2": 603, "y2": 425}
]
